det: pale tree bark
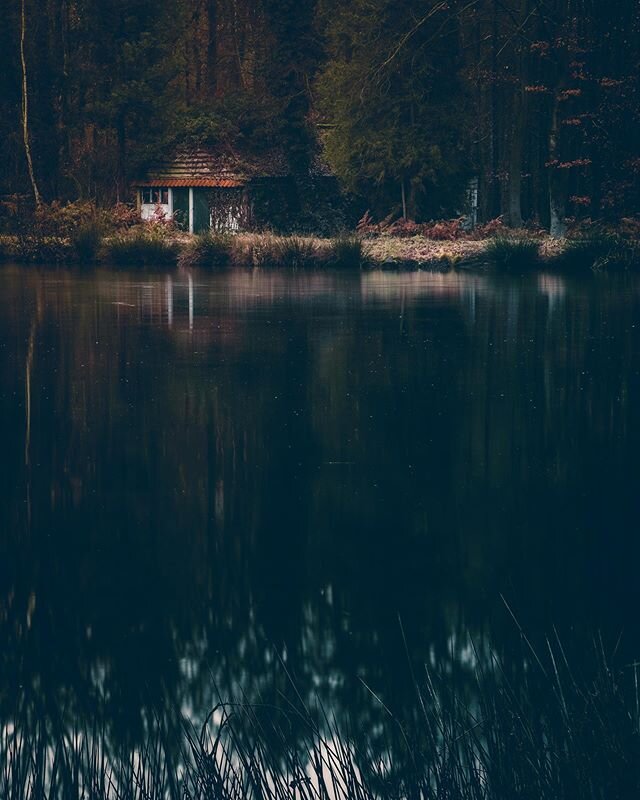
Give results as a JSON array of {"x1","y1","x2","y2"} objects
[
  {"x1": 20, "y1": 0, "x2": 42, "y2": 206},
  {"x1": 539, "y1": 0, "x2": 569, "y2": 236}
]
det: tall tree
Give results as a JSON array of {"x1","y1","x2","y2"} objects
[
  {"x1": 20, "y1": 0, "x2": 41, "y2": 205},
  {"x1": 317, "y1": 0, "x2": 470, "y2": 221}
]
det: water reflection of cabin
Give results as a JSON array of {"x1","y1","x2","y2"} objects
[{"x1": 134, "y1": 148, "x2": 290, "y2": 233}]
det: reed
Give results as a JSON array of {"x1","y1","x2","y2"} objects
[{"x1": 2, "y1": 635, "x2": 639, "y2": 799}]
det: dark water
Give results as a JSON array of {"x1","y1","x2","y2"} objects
[{"x1": 1, "y1": 265, "x2": 639, "y2": 747}]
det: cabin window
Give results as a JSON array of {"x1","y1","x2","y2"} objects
[{"x1": 142, "y1": 188, "x2": 169, "y2": 204}]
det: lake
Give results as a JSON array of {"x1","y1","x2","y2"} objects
[{"x1": 1, "y1": 265, "x2": 639, "y2": 784}]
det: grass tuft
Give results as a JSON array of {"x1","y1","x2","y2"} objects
[
  {"x1": 326, "y1": 235, "x2": 368, "y2": 269},
  {"x1": 178, "y1": 231, "x2": 232, "y2": 269},
  {"x1": 107, "y1": 229, "x2": 180, "y2": 267},
  {"x1": 485, "y1": 236, "x2": 540, "y2": 271},
  {"x1": 235, "y1": 235, "x2": 322, "y2": 269},
  {"x1": 272, "y1": 236, "x2": 320, "y2": 268}
]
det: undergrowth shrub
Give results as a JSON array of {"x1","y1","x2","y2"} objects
[
  {"x1": 553, "y1": 233, "x2": 640, "y2": 272},
  {"x1": 15, "y1": 235, "x2": 72, "y2": 262},
  {"x1": 470, "y1": 216, "x2": 507, "y2": 239},
  {"x1": 356, "y1": 212, "x2": 507, "y2": 241},
  {"x1": 72, "y1": 222, "x2": 103, "y2": 262},
  {"x1": 106, "y1": 203, "x2": 142, "y2": 230},
  {"x1": 0, "y1": 235, "x2": 17, "y2": 261},
  {"x1": 3, "y1": 201, "x2": 144, "y2": 262}
]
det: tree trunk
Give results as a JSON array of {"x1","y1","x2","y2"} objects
[
  {"x1": 408, "y1": 181, "x2": 417, "y2": 221},
  {"x1": 508, "y1": 1, "x2": 528, "y2": 228},
  {"x1": 116, "y1": 113, "x2": 126, "y2": 203},
  {"x1": 508, "y1": 87, "x2": 524, "y2": 227},
  {"x1": 20, "y1": 0, "x2": 41, "y2": 206},
  {"x1": 207, "y1": 0, "x2": 218, "y2": 96},
  {"x1": 548, "y1": 95, "x2": 567, "y2": 237},
  {"x1": 488, "y1": 0, "x2": 500, "y2": 218}
]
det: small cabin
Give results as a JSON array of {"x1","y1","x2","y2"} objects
[
  {"x1": 134, "y1": 148, "x2": 291, "y2": 233},
  {"x1": 134, "y1": 146, "x2": 340, "y2": 234}
]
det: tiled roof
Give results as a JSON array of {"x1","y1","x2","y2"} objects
[{"x1": 134, "y1": 147, "x2": 290, "y2": 186}]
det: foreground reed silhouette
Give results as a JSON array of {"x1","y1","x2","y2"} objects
[{"x1": 3, "y1": 628, "x2": 640, "y2": 800}]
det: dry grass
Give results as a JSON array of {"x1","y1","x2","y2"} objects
[
  {"x1": 367, "y1": 235, "x2": 487, "y2": 267},
  {"x1": 3, "y1": 225, "x2": 638, "y2": 272}
]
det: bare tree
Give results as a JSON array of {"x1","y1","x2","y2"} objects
[{"x1": 20, "y1": 0, "x2": 41, "y2": 205}]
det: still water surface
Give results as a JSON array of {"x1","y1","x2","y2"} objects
[{"x1": 1, "y1": 265, "x2": 639, "y2": 745}]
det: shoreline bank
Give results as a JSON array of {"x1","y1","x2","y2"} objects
[{"x1": 1, "y1": 229, "x2": 638, "y2": 273}]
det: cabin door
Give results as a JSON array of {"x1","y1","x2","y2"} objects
[{"x1": 172, "y1": 188, "x2": 189, "y2": 231}]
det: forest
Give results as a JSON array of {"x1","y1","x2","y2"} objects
[{"x1": 1, "y1": 0, "x2": 639, "y2": 234}]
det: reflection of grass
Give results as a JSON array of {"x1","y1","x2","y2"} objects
[{"x1": 3, "y1": 636, "x2": 639, "y2": 799}]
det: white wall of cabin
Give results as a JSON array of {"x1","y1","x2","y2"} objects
[
  {"x1": 139, "y1": 188, "x2": 172, "y2": 222},
  {"x1": 136, "y1": 187, "x2": 245, "y2": 233}
]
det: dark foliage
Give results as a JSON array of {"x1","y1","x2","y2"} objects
[
  {"x1": 72, "y1": 222, "x2": 103, "y2": 262},
  {"x1": 552, "y1": 233, "x2": 640, "y2": 272},
  {"x1": 1, "y1": 0, "x2": 639, "y2": 234}
]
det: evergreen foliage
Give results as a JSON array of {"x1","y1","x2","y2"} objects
[{"x1": 316, "y1": 0, "x2": 470, "y2": 221}]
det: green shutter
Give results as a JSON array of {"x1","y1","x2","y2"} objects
[
  {"x1": 172, "y1": 188, "x2": 189, "y2": 231},
  {"x1": 193, "y1": 189, "x2": 211, "y2": 233}
]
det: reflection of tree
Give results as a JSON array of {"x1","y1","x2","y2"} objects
[{"x1": 0, "y1": 267, "x2": 639, "y2": 767}]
